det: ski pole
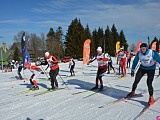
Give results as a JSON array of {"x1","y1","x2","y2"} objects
[
  {"x1": 101, "y1": 72, "x2": 114, "y2": 89},
  {"x1": 106, "y1": 80, "x2": 113, "y2": 89},
  {"x1": 58, "y1": 74, "x2": 70, "y2": 90},
  {"x1": 40, "y1": 65, "x2": 50, "y2": 79}
]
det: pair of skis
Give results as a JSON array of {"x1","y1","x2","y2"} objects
[
  {"x1": 98, "y1": 91, "x2": 146, "y2": 108},
  {"x1": 98, "y1": 91, "x2": 160, "y2": 119},
  {"x1": 14, "y1": 87, "x2": 66, "y2": 96},
  {"x1": 33, "y1": 88, "x2": 66, "y2": 96},
  {"x1": 133, "y1": 97, "x2": 160, "y2": 120},
  {"x1": 116, "y1": 75, "x2": 127, "y2": 80},
  {"x1": 72, "y1": 89, "x2": 107, "y2": 98}
]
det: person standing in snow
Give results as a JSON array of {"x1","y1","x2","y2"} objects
[
  {"x1": 25, "y1": 62, "x2": 43, "y2": 90},
  {"x1": 106, "y1": 53, "x2": 115, "y2": 74},
  {"x1": 69, "y1": 58, "x2": 75, "y2": 76},
  {"x1": 118, "y1": 48, "x2": 127, "y2": 77},
  {"x1": 41, "y1": 52, "x2": 59, "y2": 90},
  {"x1": 126, "y1": 52, "x2": 133, "y2": 68},
  {"x1": 87, "y1": 47, "x2": 108, "y2": 91},
  {"x1": 17, "y1": 61, "x2": 23, "y2": 80},
  {"x1": 127, "y1": 43, "x2": 160, "y2": 105}
]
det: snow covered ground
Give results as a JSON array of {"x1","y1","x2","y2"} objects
[{"x1": 0, "y1": 57, "x2": 160, "y2": 120}]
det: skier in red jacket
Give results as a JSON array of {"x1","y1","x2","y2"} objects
[
  {"x1": 41, "y1": 52, "x2": 59, "y2": 90},
  {"x1": 118, "y1": 48, "x2": 127, "y2": 77},
  {"x1": 87, "y1": 47, "x2": 108, "y2": 91},
  {"x1": 25, "y1": 62, "x2": 43, "y2": 90}
]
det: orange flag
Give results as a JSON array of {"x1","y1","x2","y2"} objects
[
  {"x1": 83, "y1": 39, "x2": 91, "y2": 64},
  {"x1": 136, "y1": 41, "x2": 142, "y2": 54}
]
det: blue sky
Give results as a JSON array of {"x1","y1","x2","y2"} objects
[{"x1": 0, "y1": 0, "x2": 160, "y2": 47}]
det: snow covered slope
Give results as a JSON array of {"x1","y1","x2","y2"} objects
[{"x1": 0, "y1": 58, "x2": 160, "y2": 120}]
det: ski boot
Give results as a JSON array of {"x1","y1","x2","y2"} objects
[
  {"x1": 148, "y1": 96, "x2": 155, "y2": 105},
  {"x1": 30, "y1": 85, "x2": 39, "y2": 90},
  {"x1": 117, "y1": 73, "x2": 120, "y2": 75},
  {"x1": 126, "y1": 91, "x2": 135, "y2": 98},
  {"x1": 90, "y1": 85, "x2": 98, "y2": 90},
  {"x1": 98, "y1": 86, "x2": 104, "y2": 91},
  {"x1": 48, "y1": 86, "x2": 58, "y2": 91}
]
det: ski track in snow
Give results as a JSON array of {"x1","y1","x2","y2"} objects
[{"x1": 0, "y1": 59, "x2": 160, "y2": 120}]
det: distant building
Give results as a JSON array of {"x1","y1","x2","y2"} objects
[
  {"x1": 10, "y1": 42, "x2": 36, "y2": 62},
  {"x1": 0, "y1": 43, "x2": 14, "y2": 66}
]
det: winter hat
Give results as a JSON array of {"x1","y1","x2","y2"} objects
[
  {"x1": 97, "y1": 47, "x2": 102, "y2": 52},
  {"x1": 45, "y1": 52, "x2": 50, "y2": 57},
  {"x1": 120, "y1": 47, "x2": 124, "y2": 50},
  {"x1": 140, "y1": 43, "x2": 148, "y2": 48}
]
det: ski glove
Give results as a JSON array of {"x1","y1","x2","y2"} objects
[{"x1": 131, "y1": 71, "x2": 134, "y2": 77}]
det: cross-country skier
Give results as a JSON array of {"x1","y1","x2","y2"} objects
[
  {"x1": 25, "y1": 62, "x2": 43, "y2": 90},
  {"x1": 41, "y1": 52, "x2": 59, "y2": 90},
  {"x1": 69, "y1": 58, "x2": 75, "y2": 76},
  {"x1": 87, "y1": 47, "x2": 108, "y2": 91},
  {"x1": 127, "y1": 43, "x2": 160, "y2": 105},
  {"x1": 118, "y1": 48, "x2": 127, "y2": 77},
  {"x1": 126, "y1": 52, "x2": 133, "y2": 68},
  {"x1": 106, "y1": 53, "x2": 115, "y2": 74},
  {"x1": 17, "y1": 61, "x2": 23, "y2": 80}
]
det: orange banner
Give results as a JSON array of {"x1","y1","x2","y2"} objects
[
  {"x1": 136, "y1": 41, "x2": 142, "y2": 54},
  {"x1": 83, "y1": 39, "x2": 91, "y2": 64}
]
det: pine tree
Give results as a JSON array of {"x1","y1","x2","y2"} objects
[
  {"x1": 55, "y1": 26, "x2": 64, "y2": 59},
  {"x1": 13, "y1": 47, "x2": 20, "y2": 61},
  {"x1": 46, "y1": 28, "x2": 55, "y2": 55},
  {"x1": 92, "y1": 28, "x2": 104, "y2": 54},
  {"x1": 97, "y1": 27, "x2": 104, "y2": 48},
  {"x1": 92, "y1": 29, "x2": 98, "y2": 53},
  {"x1": 65, "y1": 18, "x2": 85, "y2": 58},
  {"x1": 119, "y1": 30, "x2": 128, "y2": 51},
  {"x1": 84, "y1": 24, "x2": 95, "y2": 56},
  {"x1": 111, "y1": 24, "x2": 119, "y2": 53},
  {"x1": 104, "y1": 26, "x2": 113, "y2": 55}
]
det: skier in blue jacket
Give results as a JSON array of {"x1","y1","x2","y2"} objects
[{"x1": 127, "y1": 43, "x2": 160, "y2": 105}]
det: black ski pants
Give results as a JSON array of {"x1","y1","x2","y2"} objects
[
  {"x1": 132, "y1": 68, "x2": 155, "y2": 96},
  {"x1": 70, "y1": 65, "x2": 75, "y2": 75},
  {"x1": 49, "y1": 68, "x2": 59, "y2": 88}
]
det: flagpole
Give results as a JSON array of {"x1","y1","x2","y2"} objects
[{"x1": 21, "y1": 32, "x2": 31, "y2": 78}]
